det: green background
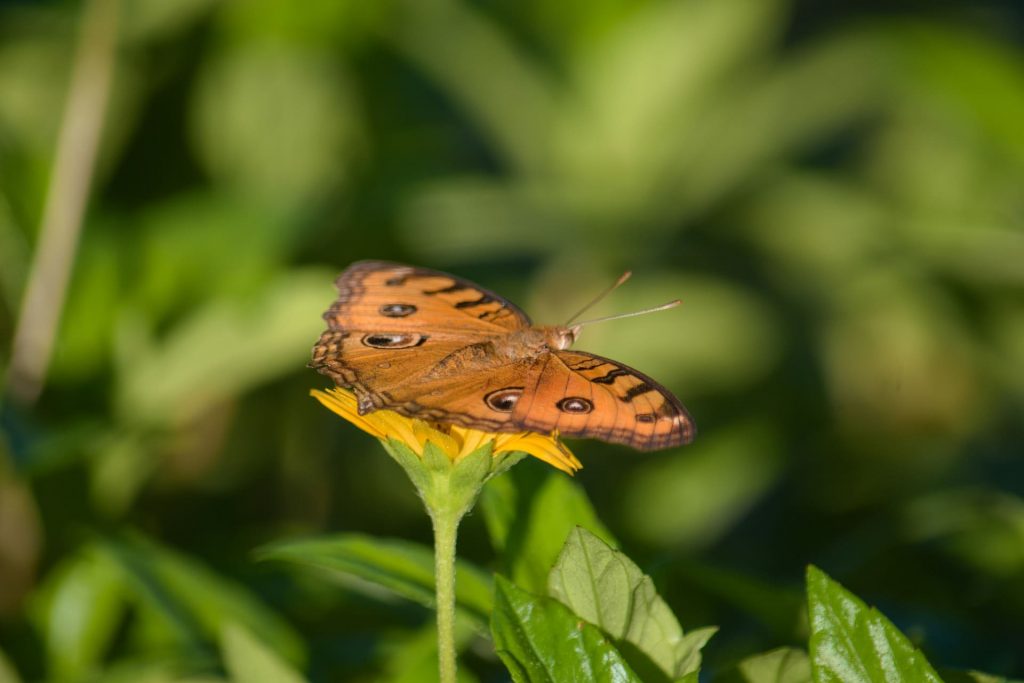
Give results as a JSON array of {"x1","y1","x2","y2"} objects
[{"x1": 2, "y1": 0, "x2": 1023, "y2": 679}]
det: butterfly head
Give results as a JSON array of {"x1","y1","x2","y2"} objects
[{"x1": 546, "y1": 325, "x2": 579, "y2": 351}]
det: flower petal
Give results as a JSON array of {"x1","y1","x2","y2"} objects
[
  {"x1": 495, "y1": 432, "x2": 582, "y2": 475},
  {"x1": 413, "y1": 421, "x2": 460, "y2": 457},
  {"x1": 452, "y1": 425, "x2": 491, "y2": 460},
  {"x1": 370, "y1": 408, "x2": 428, "y2": 454},
  {"x1": 313, "y1": 387, "x2": 578, "y2": 472},
  {"x1": 310, "y1": 388, "x2": 386, "y2": 440}
]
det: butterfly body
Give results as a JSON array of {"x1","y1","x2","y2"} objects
[{"x1": 311, "y1": 261, "x2": 695, "y2": 450}]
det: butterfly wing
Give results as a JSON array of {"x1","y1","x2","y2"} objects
[
  {"x1": 323, "y1": 260, "x2": 531, "y2": 335},
  {"x1": 313, "y1": 327, "x2": 535, "y2": 430},
  {"x1": 512, "y1": 350, "x2": 695, "y2": 450},
  {"x1": 312, "y1": 260, "x2": 532, "y2": 421}
]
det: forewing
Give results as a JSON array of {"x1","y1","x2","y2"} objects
[{"x1": 323, "y1": 260, "x2": 531, "y2": 335}]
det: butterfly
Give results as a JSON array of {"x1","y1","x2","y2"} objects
[{"x1": 310, "y1": 261, "x2": 695, "y2": 450}]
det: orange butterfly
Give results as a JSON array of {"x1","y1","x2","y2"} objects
[{"x1": 310, "y1": 261, "x2": 695, "y2": 450}]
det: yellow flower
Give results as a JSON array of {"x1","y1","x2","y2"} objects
[{"x1": 311, "y1": 387, "x2": 581, "y2": 474}]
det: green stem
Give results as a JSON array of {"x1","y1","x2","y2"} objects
[
  {"x1": 431, "y1": 502, "x2": 461, "y2": 683},
  {"x1": 383, "y1": 440, "x2": 496, "y2": 683}
]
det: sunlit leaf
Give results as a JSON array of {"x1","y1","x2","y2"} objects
[
  {"x1": 260, "y1": 533, "x2": 493, "y2": 628},
  {"x1": 806, "y1": 566, "x2": 942, "y2": 683},
  {"x1": 492, "y1": 576, "x2": 641, "y2": 683},
  {"x1": 549, "y1": 528, "x2": 713, "y2": 681}
]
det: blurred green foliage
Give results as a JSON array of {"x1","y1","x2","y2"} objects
[{"x1": 2, "y1": 0, "x2": 1024, "y2": 679}]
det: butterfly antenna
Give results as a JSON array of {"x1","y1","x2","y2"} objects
[
  {"x1": 572, "y1": 300, "x2": 681, "y2": 328},
  {"x1": 564, "y1": 271, "x2": 632, "y2": 325}
]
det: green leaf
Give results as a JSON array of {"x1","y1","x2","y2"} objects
[
  {"x1": 806, "y1": 566, "x2": 943, "y2": 683},
  {"x1": 723, "y1": 648, "x2": 812, "y2": 683},
  {"x1": 221, "y1": 623, "x2": 307, "y2": 683},
  {"x1": 259, "y1": 533, "x2": 493, "y2": 628},
  {"x1": 480, "y1": 466, "x2": 615, "y2": 593},
  {"x1": 674, "y1": 628, "x2": 718, "y2": 680},
  {"x1": 491, "y1": 576, "x2": 641, "y2": 683},
  {"x1": 548, "y1": 527, "x2": 713, "y2": 681}
]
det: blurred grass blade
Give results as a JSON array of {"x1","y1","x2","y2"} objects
[
  {"x1": 6, "y1": 0, "x2": 118, "y2": 405},
  {"x1": 549, "y1": 527, "x2": 713, "y2": 682},
  {"x1": 491, "y1": 575, "x2": 641, "y2": 683},
  {"x1": 259, "y1": 533, "x2": 493, "y2": 628},
  {"x1": 806, "y1": 566, "x2": 942, "y2": 683},
  {"x1": 221, "y1": 623, "x2": 307, "y2": 683}
]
